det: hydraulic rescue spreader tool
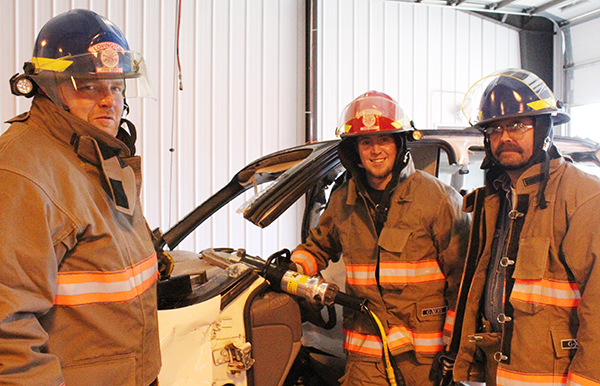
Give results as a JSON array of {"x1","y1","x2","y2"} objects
[
  {"x1": 202, "y1": 247, "x2": 400, "y2": 386},
  {"x1": 201, "y1": 247, "x2": 366, "y2": 311}
]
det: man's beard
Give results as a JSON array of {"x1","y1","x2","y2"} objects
[
  {"x1": 366, "y1": 164, "x2": 394, "y2": 180},
  {"x1": 493, "y1": 143, "x2": 531, "y2": 171}
]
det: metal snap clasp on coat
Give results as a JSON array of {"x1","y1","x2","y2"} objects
[
  {"x1": 508, "y1": 210, "x2": 524, "y2": 220},
  {"x1": 494, "y1": 351, "x2": 508, "y2": 362},
  {"x1": 500, "y1": 257, "x2": 515, "y2": 267},
  {"x1": 468, "y1": 334, "x2": 483, "y2": 343},
  {"x1": 497, "y1": 314, "x2": 512, "y2": 324}
]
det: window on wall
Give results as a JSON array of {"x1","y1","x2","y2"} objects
[
  {"x1": 569, "y1": 103, "x2": 600, "y2": 143},
  {"x1": 564, "y1": 18, "x2": 600, "y2": 144}
]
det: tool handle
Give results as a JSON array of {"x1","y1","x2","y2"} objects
[{"x1": 334, "y1": 291, "x2": 367, "y2": 312}]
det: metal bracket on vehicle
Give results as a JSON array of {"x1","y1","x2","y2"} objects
[{"x1": 213, "y1": 342, "x2": 255, "y2": 375}]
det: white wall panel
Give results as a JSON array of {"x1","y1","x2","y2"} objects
[
  {"x1": 0, "y1": 0, "x2": 305, "y2": 259},
  {"x1": 566, "y1": 17, "x2": 600, "y2": 106},
  {"x1": 317, "y1": 0, "x2": 521, "y2": 138}
]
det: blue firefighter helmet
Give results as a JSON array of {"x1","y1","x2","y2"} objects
[
  {"x1": 10, "y1": 9, "x2": 152, "y2": 105},
  {"x1": 462, "y1": 68, "x2": 570, "y2": 129}
]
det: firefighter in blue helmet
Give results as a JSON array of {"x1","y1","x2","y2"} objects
[
  {"x1": 444, "y1": 69, "x2": 600, "y2": 386},
  {"x1": 0, "y1": 9, "x2": 160, "y2": 385}
]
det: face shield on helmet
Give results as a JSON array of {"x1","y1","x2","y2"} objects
[
  {"x1": 335, "y1": 91, "x2": 419, "y2": 139},
  {"x1": 14, "y1": 9, "x2": 153, "y2": 109},
  {"x1": 461, "y1": 68, "x2": 570, "y2": 130}
]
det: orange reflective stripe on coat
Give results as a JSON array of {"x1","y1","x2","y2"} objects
[
  {"x1": 568, "y1": 371, "x2": 600, "y2": 386},
  {"x1": 344, "y1": 328, "x2": 383, "y2": 357},
  {"x1": 346, "y1": 261, "x2": 445, "y2": 286},
  {"x1": 387, "y1": 325, "x2": 444, "y2": 354},
  {"x1": 511, "y1": 278, "x2": 581, "y2": 308},
  {"x1": 291, "y1": 250, "x2": 318, "y2": 276},
  {"x1": 54, "y1": 253, "x2": 158, "y2": 306},
  {"x1": 379, "y1": 260, "x2": 445, "y2": 284},
  {"x1": 443, "y1": 309, "x2": 455, "y2": 343},
  {"x1": 346, "y1": 264, "x2": 377, "y2": 286},
  {"x1": 497, "y1": 368, "x2": 567, "y2": 386},
  {"x1": 343, "y1": 325, "x2": 444, "y2": 357}
]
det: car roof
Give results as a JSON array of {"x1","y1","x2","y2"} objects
[{"x1": 156, "y1": 129, "x2": 600, "y2": 248}]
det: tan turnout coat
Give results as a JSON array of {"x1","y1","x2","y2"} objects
[
  {"x1": 454, "y1": 157, "x2": 600, "y2": 386},
  {"x1": 0, "y1": 96, "x2": 161, "y2": 386}
]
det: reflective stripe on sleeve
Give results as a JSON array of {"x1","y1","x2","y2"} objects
[
  {"x1": 511, "y1": 278, "x2": 581, "y2": 308},
  {"x1": 387, "y1": 325, "x2": 444, "y2": 354},
  {"x1": 497, "y1": 368, "x2": 567, "y2": 386},
  {"x1": 343, "y1": 328, "x2": 383, "y2": 357},
  {"x1": 443, "y1": 309, "x2": 455, "y2": 343},
  {"x1": 54, "y1": 252, "x2": 158, "y2": 306},
  {"x1": 379, "y1": 260, "x2": 445, "y2": 284},
  {"x1": 291, "y1": 250, "x2": 318, "y2": 276},
  {"x1": 343, "y1": 325, "x2": 444, "y2": 357},
  {"x1": 346, "y1": 264, "x2": 377, "y2": 286}
]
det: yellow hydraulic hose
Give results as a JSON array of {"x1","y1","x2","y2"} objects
[{"x1": 367, "y1": 309, "x2": 398, "y2": 386}]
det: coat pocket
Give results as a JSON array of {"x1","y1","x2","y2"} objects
[
  {"x1": 510, "y1": 237, "x2": 550, "y2": 315},
  {"x1": 550, "y1": 328, "x2": 578, "y2": 375},
  {"x1": 378, "y1": 228, "x2": 412, "y2": 290},
  {"x1": 378, "y1": 227, "x2": 411, "y2": 258},
  {"x1": 513, "y1": 237, "x2": 550, "y2": 279},
  {"x1": 62, "y1": 352, "x2": 137, "y2": 386},
  {"x1": 416, "y1": 298, "x2": 447, "y2": 326}
]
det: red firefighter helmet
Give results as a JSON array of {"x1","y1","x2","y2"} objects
[{"x1": 336, "y1": 91, "x2": 416, "y2": 138}]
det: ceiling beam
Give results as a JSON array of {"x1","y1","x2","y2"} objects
[
  {"x1": 525, "y1": 0, "x2": 573, "y2": 15},
  {"x1": 487, "y1": 0, "x2": 518, "y2": 11},
  {"x1": 559, "y1": 7, "x2": 600, "y2": 27}
]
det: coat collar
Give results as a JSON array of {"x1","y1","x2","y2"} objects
[
  {"x1": 484, "y1": 157, "x2": 566, "y2": 208},
  {"x1": 491, "y1": 157, "x2": 565, "y2": 192},
  {"x1": 8, "y1": 96, "x2": 139, "y2": 216}
]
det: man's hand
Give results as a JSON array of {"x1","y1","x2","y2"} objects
[{"x1": 429, "y1": 349, "x2": 457, "y2": 386}]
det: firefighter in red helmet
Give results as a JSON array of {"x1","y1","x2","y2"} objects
[
  {"x1": 0, "y1": 9, "x2": 160, "y2": 385},
  {"x1": 447, "y1": 69, "x2": 600, "y2": 386},
  {"x1": 292, "y1": 91, "x2": 470, "y2": 385}
]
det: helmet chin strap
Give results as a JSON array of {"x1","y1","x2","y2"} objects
[
  {"x1": 117, "y1": 118, "x2": 138, "y2": 155},
  {"x1": 542, "y1": 136, "x2": 551, "y2": 151},
  {"x1": 534, "y1": 118, "x2": 554, "y2": 210},
  {"x1": 374, "y1": 134, "x2": 409, "y2": 225}
]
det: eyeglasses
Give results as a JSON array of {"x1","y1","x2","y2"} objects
[{"x1": 484, "y1": 122, "x2": 534, "y2": 140}]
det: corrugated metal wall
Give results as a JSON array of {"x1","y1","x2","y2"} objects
[
  {"x1": 565, "y1": 17, "x2": 600, "y2": 107},
  {"x1": 317, "y1": 0, "x2": 521, "y2": 140},
  {"x1": 0, "y1": 0, "x2": 520, "y2": 257},
  {"x1": 0, "y1": 0, "x2": 306, "y2": 258}
]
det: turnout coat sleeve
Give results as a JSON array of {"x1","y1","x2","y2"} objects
[
  {"x1": 560, "y1": 166, "x2": 600, "y2": 385},
  {"x1": 0, "y1": 173, "x2": 71, "y2": 385}
]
